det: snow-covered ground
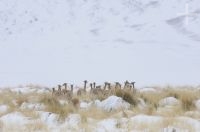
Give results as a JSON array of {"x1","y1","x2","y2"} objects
[
  {"x1": 0, "y1": 0, "x2": 200, "y2": 87},
  {"x1": 0, "y1": 86, "x2": 200, "y2": 131}
]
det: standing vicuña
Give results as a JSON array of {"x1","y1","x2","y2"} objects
[{"x1": 77, "y1": 80, "x2": 87, "y2": 96}]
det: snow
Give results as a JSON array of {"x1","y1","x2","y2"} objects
[
  {"x1": 137, "y1": 98, "x2": 147, "y2": 110},
  {"x1": 130, "y1": 114, "x2": 163, "y2": 124},
  {"x1": 96, "y1": 118, "x2": 131, "y2": 132},
  {"x1": 96, "y1": 118, "x2": 118, "y2": 131},
  {"x1": 38, "y1": 111, "x2": 59, "y2": 126},
  {"x1": 36, "y1": 88, "x2": 51, "y2": 94},
  {"x1": 94, "y1": 100, "x2": 101, "y2": 107},
  {"x1": 10, "y1": 87, "x2": 36, "y2": 94},
  {"x1": 0, "y1": 112, "x2": 29, "y2": 125},
  {"x1": 59, "y1": 100, "x2": 68, "y2": 105},
  {"x1": 0, "y1": 105, "x2": 8, "y2": 113},
  {"x1": 96, "y1": 96, "x2": 130, "y2": 112},
  {"x1": 159, "y1": 97, "x2": 181, "y2": 107},
  {"x1": 0, "y1": 105, "x2": 200, "y2": 131},
  {"x1": 176, "y1": 116, "x2": 200, "y2": 131},
  {"x1": 64, "y1": 114, "x2": 81, "y2": 129},
  {"x1": 20, "y1": 102, "x2": 45, "y2": 111},
  {"x1": 112, "y1": 110, "x2": 135, "y2": 118},
  {"x1": 8, "y1": 87, "x2": 51, "y2": 94},
  {"x1": 139, "y1": 88, "x2": 157, "y2": 93},
  {"x1": 163, "y1": 126, "x2": 187, "y2": 132},
  {"x1": 195, "y1": 99, "x2": 200, "y2": 111},
  {"x1": 80, "y1": 101, "x2": 92, "y2": 109},
  {"x1": 0, "y1": 0, "x2": 200, "y2": 87},
  {"x1": 184, "y1": 111, "x2": 200, "y2": 118}
]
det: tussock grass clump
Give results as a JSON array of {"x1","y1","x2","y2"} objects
[
  {"x1": 40, "y1": 95, "x2": 75, "y2": 120},
  {"x1": 20, "y1": 109, "x2": 39, "y2": 119},
  {"x1": 0, "y1": 90, "x2": 16, "y2": 105},
  {"x1": 40, "y1": 95, "x2": 60, "y2": 107},
  {"x1": 71, "y1": 98, "x2": 80, "y2": 108},
  {"x1": 139, "y1": 92, "x2": 163, "y2": 110},
  {"x1": 178, "y1": 90, "x2": 197, "y2": 111},
  {"x1": 138, "y1": 86, "x2": 200, "y2": 112},
  {"x1": 164, "y1": 87, "x2": 200, "y2": 111},
  {"x1": 115, "y1": 89, "x2": 137, "y2": 106},
  {"x1": 25, "y1": 121, "x2": 47, "y2": 131},
  {"x1": 15, "y1": 95, "x2": 28, "y2": 106},
  {"x1": 79, "y1": 107, "x2": 110, "y2": 120}
]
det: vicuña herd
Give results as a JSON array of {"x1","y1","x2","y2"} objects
[{"x1": 52, "y1": 80, "x2": 136, "y2": 100}]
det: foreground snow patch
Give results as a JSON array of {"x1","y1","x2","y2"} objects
[
  {"x1": 184, "y1": 111, "x2": 200, "y2": 118},
  {"x1": 64, "y1": 114, "x2": 81, "y2": 128},
  {"x1": 80, "y1": 101, "x2": 92, "y2": 109},
  {"x1": 130, "y1": 114, "x2": 163, "y2": 124},
  {"x1": 38, "y1": 111, "x2": 59, "y2": 126},
  {"x1": 195, "y1": 99, "x2": 200, "y2": 111},
  {"x1": 159, "y1": 97, "x2": 181, "y2": 107},
  {"x1": 97, "y1": 118, "x2": 118, "y2": 131},
  {"x1": 0, "y1": 112, "x2": 29, "y2": 125},
  {"x1": 176, "y1": 116, "x2": 200, "y2": 131},
  {"x1": 137, "y1": 98, "x2": 147, "y2": 110},
  {"x1": 0, "y1": 105, "x2": 8, "y2": 113},
  {"x1": 96, "y1": 96, "x2": 130, "y2": 112},
  {"x1": 55, "y1": 114, "x2": 82, "y2": 131}
]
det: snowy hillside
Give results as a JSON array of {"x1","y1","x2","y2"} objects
[{"x1": 0, "y1": 0, "x2": 200, "y2": 87}]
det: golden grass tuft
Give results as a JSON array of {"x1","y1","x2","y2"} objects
[
  {"x1": 15, "y1": 96, "x2": 28, "y2": 107},
  {"x1": 79, "y1": 107, "x2": 110, "y2": 120},
  {"x1": 163, "y1": 87, "x2": 200, "y2": 111},
  {"x1": 25, "y1": 121, "x2": 47, "y2": 131},
  {"x1": 115, "y1": 89, "x2": 138, "y2": 106},
  {"x1": 139, "y1": 91, "x2": 164, "y2": 110},
  {"x1": 20, "y1": 109, "x2": 39, "y2": 119},
  {"x1": 71, "y1": 98, "x2": 80, "y2": 108},
  {"x1": 39, "y1": 95, "x2": 75, "y2": 120}
]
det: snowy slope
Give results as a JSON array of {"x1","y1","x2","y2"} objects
[{"x1": 0, "y1": 0, "x2": 200, "y2": 87}]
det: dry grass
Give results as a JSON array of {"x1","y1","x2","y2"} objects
[
  {"x1": 163, "y1": 87, "x2": 200, "y2": 111},
  {"x1": 71, "y1": 98, "x2": 80, "y2": 108},
  {"x1": 115, "y1": 89, "x2": 138, "y2": 106},
  {"x1": 25, "y1": 121, "x2": 47, "y2": 131},
  {"x1": 39, "y1": 95, "x2": 75, "y2": 120},
  {"x1": 128, "y1": 117, "x2": 195, "y2": 132},
  {"x1": 129, "y1": 121, "x2": 163, "y2": 132},
  {"x1": 0, "y1": 85, "x2": 200, "y2": 131},
  {"x1": 20, "y1": 109, "x2": 39, "y2": 119},
  {"x1": 138, "y1": 91, "x2": 164, "y2": 111},
  {"x1": 79, "y1": 106, "x2": 111, "y2": 120},
  {"x1": 137, "y1": 86, "x2": 200, "y2": 114},
  {"x1": 161, "y1": 118, "x2": 195, "y2": 132},
  {"x1": 156, "y1": 106, "x2": 183, "y2": 117}
]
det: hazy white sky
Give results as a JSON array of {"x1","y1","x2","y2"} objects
[{"x1": 0, "y1": 0, "x2": 200, "y2": 87}]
